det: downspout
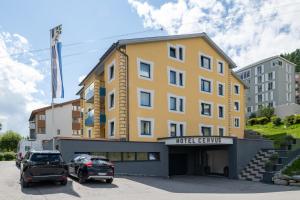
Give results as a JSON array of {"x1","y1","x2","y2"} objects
[{"x1": 116, "y1": 45, "x2": 130, "y2": 141}]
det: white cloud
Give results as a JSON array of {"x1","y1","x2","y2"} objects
[
  {"x1": 0, "y1": 32, "x2": 46, "y2": 136},
  {"x1": 128, "y1": 0, "x2": 300, "y2": 68}
]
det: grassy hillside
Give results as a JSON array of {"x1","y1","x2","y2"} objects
[{"x1": 246, "y1": 123, "x2": 300, "y2": 138}]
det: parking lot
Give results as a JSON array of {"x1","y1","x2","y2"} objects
[{"x1": 0, "y1": 161, "x2": 299, "y2": 200}]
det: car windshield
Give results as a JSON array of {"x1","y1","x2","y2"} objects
[{"x1": 30, "y1": 153, "x2": 62, "y2": 163}]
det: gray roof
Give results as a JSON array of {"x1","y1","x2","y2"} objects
[
  {"x1": 236, "y1": 55, "x2": 296, "y2": 73},
  {"x1": 78, "y1": 33, "x2": 238, "y2": 89}
]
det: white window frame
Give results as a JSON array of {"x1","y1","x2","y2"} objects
[
  {"x1": 199, "y1": 76, "x2": 213, "y2": 94},
  {"x1": 217, "y1": 81, "x2": 225, "y2": 97},
  {"x1": 233, "y1": 101, "x2": 240, "y2": 112},
  {"x1": 108, "y1": 118, "x2": 116, "y2": 138},
  {"x1": 107, "y1": 60, "x2": 115, "y2": 83},
  {"x1": 233, "y1": 84, "x2": 240, "y2": 95},
  {"x1": 199, "y1": 52, "x2": 213, "y2": 72},
  {"x1": 233, "y1": 117, "x2": 240, "y2": 128},
  {"x1": 137, "y1": 58, "x2": 154, "y2": 81},
  {"x1": 167, "y1": 120, "x2": 186, "y2": 137},
  {"x1": 199, "y1": 124, "x2": 214, "y2": 136},
  {"x1": 168, "y1": 93, "x2": 185, "y2": 114},
  {"x1": 199, "y1": 100, "x2": 213, "y2": 118},
  {"x1": 108, "y1": 89, "x2": 116, "y2": 111},
  {"x1": 167, "y1": 43, "x2": 185, "y2": 62},
  {"x1": 217, "y1": 60, "x2": 225, "y2": 75},
  {"x1": 217, "y1": 104, "x2": 225, "y2": 119},
  {"x1": 167, "y1": 66, "x2": 185, "y2": 88},
  {"x1": 218, "y1": 126, "x2": 225, "y2": 136},
  {"x1": 137, "y1": 117, "x2": 154, "y2": 138},
  {"x1": 137, "y1": 88, "x2": 154, "y2": 109}
]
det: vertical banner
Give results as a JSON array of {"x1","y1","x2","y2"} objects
[{"x1": 50, "y1": 25, "x2": 64, "y2": 98}]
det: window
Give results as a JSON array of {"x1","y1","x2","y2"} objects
[
  {"x1": 217, "y1": 61, "x2": 224, "y2": 74},
  {"x1": 258, "y1": 94, "x2": 263, "y2": 103},
  {"x1": 268, "y1": 82, "x2": 273, "y2": 90},
  {"x1": 200, "y1": 126, "x2": 212, "y2": 136},
  {"x1": 218, "y1": 105, "x2": 224, "y2": 118},
  {"x1": 138, "y1": 88, "x2": 154, "y2": 109},
  {"x1": 247, "y1": 107, "x2": 252, "y2": 113},
  {"x1": 218, "y1": 82, "x2": 224, "y2": 96},
  {"x1": 57, "y1": 129, "x2": 60, "y2": 135},
  {"x1": 268, "y1": 72, "x2": 273, "y2": 81},
  {"x1": 72, "y1": 105, "x2": 80, "y2": 111},
  {"x1": 168, "y1": 67, "x2": 185, "y2": 87},
  {"x1": 123, "y1": 152, "x2": 135, "y2": 161},
  {"x1": 168, "y1": 94, "x2": 185, "y2": 113},
  {"x1": 107, "y1": 152, "x2": 122, "y2": 162},
  {"x1": 168, "y1": 121, "x2": 185, "y2": 137},
  {"x1": 38, "y1": 114, "x2": 46, "y2": 120},
  {"x1": 200, "y1": 54, "x2": 211, "y2": 70},
  {"x1": 257, "y1": 85, "x2": 263, "y2": 93},
  {"x1": 258, "y1": 76, "x2": 262, "y2": 83},
  {"x1": 73, "y1": 130, "x2": 80, "y2": 135},
  {"x1": 168, "y1": 44, "x2": 185, "y2": 61},
  {"x1": 200, "y1": 102, "x2": 212, "y2": 117},
  {"x1": 149, "y1": 152, "x2": 160, "y2": 161},
  {"x1": 108, "y1": 90, "x2": 115, "y2": 110},
  {"x1": 138, "y1": 118, "x2": 154, "y2": 137},
  {"x1": 108, "y1": 61, "x2": 115, "y2": 82},
  {"x1": 234, "y1": 101, "x2": 240, "y2": 111},
  {"x1": 234, "y1": 84, "x2": 240, "y2": 95},
  {"x1": 88, "y1": 129, "x2": 92, "y2": 138},
  {"x1": 268, "y1": 102, "x2": 274, "y2": 107},
  {"x1": 257, "y1": 66, "x2": 262, "y2": 74},
  {"x1": 138, "y1": 58, "x2": 153, "y2": 80},
  {"x1": 136, "y1": 152, "x2": 148, "y2": 161},
  {"x1": 234, "y1": 118, "x2": 240, "y2": 128},
  {"x1": 108, "y1": 119, "x2": 115, "y2": 137},
  {"x1": 200, "y1": 78, "x2": 212, "y2": 93},
  {"x1": 218, "y1": 127, "x2": 224, "y2": 136}
]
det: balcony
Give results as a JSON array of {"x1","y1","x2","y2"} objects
[
  {"x1": 85, "y1": 90, "x2": 94, "y2": 103},
  {"x1": 29, "y1": 121, "x2": 35, "y2": 129},
  {"x1": 72, "y1": 122, "x2": 81, "y2": 130},
  {"x1": 85, "y1": 110, "x2": 94, "y2": 126},
  {"x1": 72, "y1": 110, "x2": 81, "y2": 118}
]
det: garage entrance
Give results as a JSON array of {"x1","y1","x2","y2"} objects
[{"x1": 168, "y1": 146, "x2": 230, "y2": 176}]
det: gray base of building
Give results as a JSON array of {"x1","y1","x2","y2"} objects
[{"x1": 43, "y1": 137, "x2": 273, "y2": 179}]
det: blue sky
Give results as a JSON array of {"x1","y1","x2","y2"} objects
[{"x1": 0, "y1": 0, "x2": 299, "y2": 136}]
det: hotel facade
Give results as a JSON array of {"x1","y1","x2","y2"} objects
[{"x1": 49, "y1": 33, "x2": 273, "y2": 178}]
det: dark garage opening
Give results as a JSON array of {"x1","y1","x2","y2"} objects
[{"x1": 168, "y1": 146, "x2": 230, "y2": 177}]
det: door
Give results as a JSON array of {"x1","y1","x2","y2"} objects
[{"x1": 169, "y1": 153, "x2": 188, "y2": 176}]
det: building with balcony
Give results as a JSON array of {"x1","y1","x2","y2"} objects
[
  {"x1": 29, "y1": 99, "x2": 82, "y2": 141},
  {"x1": 236, "y1": 56, "x2": 297, "y2": 117},
  {"x1": 295, "y1": 72, "x2": 300, "y2": 104}
]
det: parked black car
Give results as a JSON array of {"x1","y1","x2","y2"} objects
[
  {"x1": 20, "y1": 150, "x2": 68, "y2": 188},
  {"x1": 68, "y1": 154, "x2": 114, "y2": 184}
]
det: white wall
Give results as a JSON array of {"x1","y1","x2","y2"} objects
[{"x1": 36, "y1": 104, "x2": 79, "y2": 141}]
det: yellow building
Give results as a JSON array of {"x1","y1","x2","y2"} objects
[{"x1": 77, "y1": 33, "x2": 246, "y2": 142}]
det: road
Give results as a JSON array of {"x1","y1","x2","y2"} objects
[{"x1": 0, "y1": 161, "x2": 299, "y2": 200}]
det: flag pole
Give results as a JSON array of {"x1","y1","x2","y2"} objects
[{"x1": 50, "y1": 28, "x2": 55, "y2": 151}]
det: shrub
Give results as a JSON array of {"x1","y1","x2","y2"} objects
[
  {"x1": 272, "y1": 116, "x2": 282, "y2": 126},
  {"x1": 258, "y1": 106, "x2": 274, "y2": 120},
  {"x1": 284, "y1": 115, "x2": 296, "y2": 126},
  {"x1": 0, "y1": 153, "x2": 3, "y2": 161},
  {"x1": 294, "y1": 114, "x2": 300, "y2": 124},
  {"x1": 3, "y1": 152, "x2": 15, "y2": 161},
  {"x1": 247, "y1": 118, "x2": 257, "y2": 126},
  {"x1": 256, "y1": 117, "x2": 269, "y2": 125}
]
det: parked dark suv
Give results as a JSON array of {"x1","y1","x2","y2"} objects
[
  {"x1": 68, "y1": 154, "x2": 114, "y2": 184},
  {"x1": 20, "y1": 150, "x2": 68, "y2": 188}
]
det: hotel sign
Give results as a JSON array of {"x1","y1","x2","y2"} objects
[{"x1": 161, "y1": 137, "x2": 233, "y2": 146}]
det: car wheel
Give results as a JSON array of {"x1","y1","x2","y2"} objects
[
  {"x1": 106, "y1": 178, "x2": 113, "y2": 184},
  {"x1": 78, "y1": 171, "x2": 86, "y2": 184},
  {"x1": 21, "y1": 177, "x2": 29, "y2": 188},
  {"x1": 61, "y1": 180, "x2": 67, "y2": 185}
]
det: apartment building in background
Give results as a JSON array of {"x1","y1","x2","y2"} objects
[
  {"x1": 236, "y1": 56, "x2": 296, "y2": 117},
  {"x1": 295, "y1": 72, "x2": 300, "y2": 104},
  {"x1": 77, "y1": 33, "x2": 246, "y2": 141},
  {"x1": 29, "y1": 99, "x2": 82, "y2": 141}
]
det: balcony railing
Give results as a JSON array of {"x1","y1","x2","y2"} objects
[{"x1": 85, "y1": 110, "x2": 94, "y2": 126}]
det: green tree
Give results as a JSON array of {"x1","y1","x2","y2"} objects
[
  {"x1": 0, "y1": 130, "x2": 22, "y2": 152},
  {"x1": 281, "y1": 49, "x2": 300, "y2": 72},
  {"x1": 258, "y1": 106, "x2": 274, "y2": 121}
]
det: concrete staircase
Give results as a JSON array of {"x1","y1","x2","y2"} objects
[{"x1": 239, "y1": 149, "x2": 276, "y2": 182}]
